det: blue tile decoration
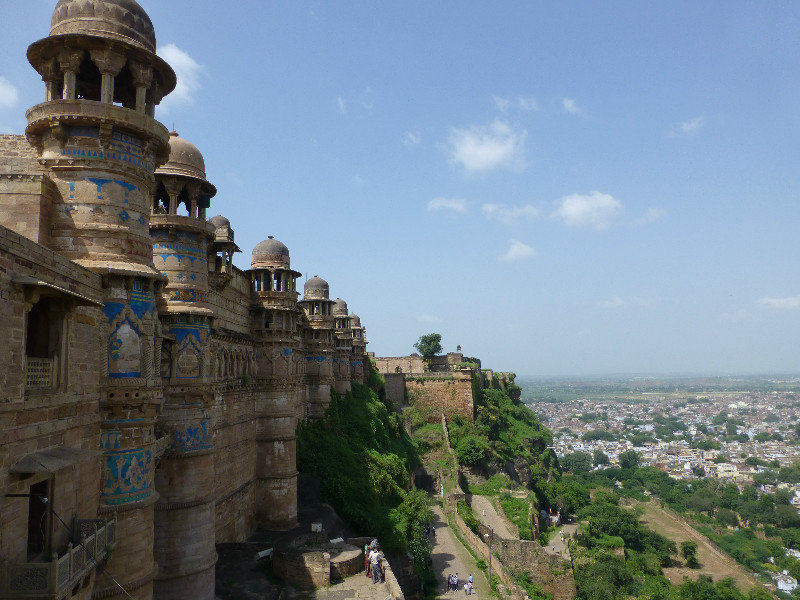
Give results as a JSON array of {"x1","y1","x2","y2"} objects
[
  {"x1": 100, "y1": 430, "x2": 121, "y2": 450},
  {"x1": 101, "y1": 449, "x2": 153, "y2": 505},
  {"x1": 118, "y1": 210, "x2": 130, "y2": 223},
  {"x1": 129, "y1": 288, "x2": 155, "y2": 319},
  {"x1": 68, "y1": 126, "x2": 99, "y2": 138},
  {"x1": 173, "y1": 414, "x2": 212, "y2": 452},
  {"x1": 102, "y1": 302, "x2": 125, "y2": 323}
]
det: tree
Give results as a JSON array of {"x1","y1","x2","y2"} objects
[
  {"x1": 455, "y1": 435, "x2": 488, "y2": 466},
  {"x1": 619, "y1": 450, "x2": 641, "y2": 470},
  {"x1": 561, "y1": 451, "x2": 592, "y2": 473},
  {"x1": 681, "y1": 541, "x2": 699, "y2": 568},
  {"x1": 594, "y1": 449, "x2": 610, "y2": 466},
  {"x1": 414, "y1": 333, "x2": 442, "y2": 366}
]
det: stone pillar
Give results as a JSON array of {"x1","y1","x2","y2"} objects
[
  {"x1": 38, "y1": 57, "x2": 58, "y2": 102},
  {"x1": 91, "y1": 49, "x2": 126, "y2": 105},
  {"x1": 57, "y1": 50, "x2": 83, "y2": 100},
  {"x1": 130, "y1": 62, "x2": 154, "y2": 114},
  {"x1": 154, "y1": 395, "x2": 216, "y2": 600}
]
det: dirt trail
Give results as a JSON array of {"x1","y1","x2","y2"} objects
[
  {"x1": 469, "y1": 495, "x2": 515, "y2": 539},
  {"x1": 430, "y1": 505, "x2": 490, "y2": 599},
  {"x1": 633, "y1": 501, "x2": 760, "y2": 590}
]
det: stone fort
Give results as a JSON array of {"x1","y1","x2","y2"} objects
[{"x1": 0, "y1": 2, "x2": 370, "y2": 599}]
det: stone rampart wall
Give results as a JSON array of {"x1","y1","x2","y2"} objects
[
  {"x1": 405, "y1": 372, "x2": 474, "y2": 422},
  {"x1": 383, "y1": 372, "x2": 406, "y2": 405},
  {"x1": 212, "y1": 387, "x2": 257, "y2": 541},
  {"x1": 207, "y1": 267, "x2": 251, "y2": 335}
]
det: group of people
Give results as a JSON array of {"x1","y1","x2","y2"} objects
[
  {"x1": 447, "y1": 573, "x2": 473, "y2": 595},
  {"x1": 364, "y1": 539, "x2": 384, "y2": 584}
]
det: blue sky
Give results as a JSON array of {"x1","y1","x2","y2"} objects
[{"x1": 3, "y1": 1, "x2": 800, "y2": 377}]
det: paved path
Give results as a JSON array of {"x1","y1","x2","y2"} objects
[
  {"x1": 430, "y1": 505, "x2": 489, "y2": 599},
  {"x1": 280, "y1": 569, "x2": 392, "y2": 600},
  {"x1": 468, "y1": 495, "x2": 515, "y2": 539},
  {"x1": 544, "y1": 524, "x2": 577, "y2": 560}
]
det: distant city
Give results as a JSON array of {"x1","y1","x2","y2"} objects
[{"x1": 523, "y1": 375, "x2": 800, "y2": 492}]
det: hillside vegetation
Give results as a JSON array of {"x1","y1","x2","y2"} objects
[{"x1": 296, "y1": 366, "x2": 434, "y2": 577}]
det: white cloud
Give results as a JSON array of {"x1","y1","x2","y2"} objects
[
  {"x1": 669, "y1": 115, "x2": 706, "y2": 137},
  {"x1": 562, "y1": 97, "x2": 582, "y2": 115},
  {"x1": 636, "y1": 207, "x2": 667, "y2": 225},
  {"x1": 680, "y1": 116, "x2": 705, "y2": 134},
  {"x1": 599, "y1": 296, "x2": 625, "y2": 309},
  {"x1": 337, "y1": 96, "x2": 347, "y2": 114},
  {"x1": 0, "y1": 77, "x2": 19, "y2": 109},
  {"x1": 551, "y1": 191, "x2": 623, "y2": 230},
  {"x1": 481, "y1": 203, "x2": 540, "y2": 224},
  {"x1": 499, "y1": 239, "x2": 537, "y2": 262},
  {"x1": 759, "y1": 295, "x2": 800, "y2": 310},
  {"x1": 427, "y1": 197, "x2": 468, "y2": 213},
  {"x1": 418, "y1": 314, "x2": 442, "y2": 324},
  {"x1": 493, "y1": 95, "x2": 539, "y2": 112},
  {"x1": 599, "y1": 296, "x2": 649, "y2": 309},
  {"x1": 157, "y1": 44, "x2": 202, "y2": 113},
  {"x1": 448, "y1": 120, "x2": 527, "y2": 173},
  {"x1": 403, "y1": 131, "x2": 420, "y2": 147}
]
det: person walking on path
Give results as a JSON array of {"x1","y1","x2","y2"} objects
[{"x1": 369, "y1": 547, "x2": 382, "y2": 584}]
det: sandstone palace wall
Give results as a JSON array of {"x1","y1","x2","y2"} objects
[{"x1": 0, "y1": 2, "x2": 370, "y2": 599}]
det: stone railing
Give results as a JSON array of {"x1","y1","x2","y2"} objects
[
  {"x1": 25, "y1": 356, "x2": 56, "y2": 389},
  {"x1": 0, "y1": 518, "x2": 115, "y2": 599}
]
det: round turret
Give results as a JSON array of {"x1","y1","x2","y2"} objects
[
  {"x1": 252, "y1": 236, "x2": 290, "y2": 269},
  {"x1": 349, "y1": 314, "x2": 361, "y2": 327},
  {"x1": 304, "y1": 276, "x2": 329, "y2": 300},
  {"x1": 333, "y1": 298, "x2": 348, "y2": 316},
  {"x1": 50, "y1": 0, "x2": 157, "y2": 52}
]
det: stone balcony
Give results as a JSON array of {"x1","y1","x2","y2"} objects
[{"x1": 0, "y1": 518, "x2": 115, "y2": 599}]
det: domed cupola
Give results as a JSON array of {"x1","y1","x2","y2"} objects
[
  {"x1": 332, "y1": 298, "x2": 348, "y2": 317},
  {"x1": 250, "y1": 236, "x2": 301, "y2": 299},
  {"x1": 304, "y1": 276, "x2": 330, "y2": 301},
  {"x1": 153, "y1": 132, "x2": 216, "y2": 219},
  {"x1": 252, "y1": 236, "x2": 291, "y2": 270},
  {"x1": 50, "y1": 0, "x2": 157, "y2": 53}
]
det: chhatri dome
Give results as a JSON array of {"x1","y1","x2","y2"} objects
[
  {"x1": 332, "y1": 298, "x2": 348, "y2": 316},
  {"x1": 349, "y1": 314, "x2": 362, "y2": 327},
  {"x1": 50, "y1": 0, "x2": 157, "y2": 53},
  {"x1": 251, "y1": 237, "x2": 290, "y2": 270},
  {"x1": 156, "y1": 132, "x2": 217, "y2": 198},
  {"x1": 208, "y1": 215, "x2": 229, "y2": 228},
  {"x1": 304, "y1": 276, "x2": 329, "y2": 300}
]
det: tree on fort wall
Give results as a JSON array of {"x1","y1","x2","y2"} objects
[{"x1": 414, "y1": 333, "x2": 442, "y2": 369}]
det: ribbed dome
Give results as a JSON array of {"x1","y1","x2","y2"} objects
[
  {"x1": 304, "y1": 276, "x2": 329, "y2": 300},
  {"x1": 156, "y1": 132, "x2": 208, "y2": 181},
  {"x1": 349, "y1": 314, "x2": 361, "y2": 327},
  {"x1": 333, "y1": 298, "x2": 348, "y2": 316},
  {"x1": 50, "y1": 0, "x2": 157, "y2": 53},
  {"x1": 252, "y1": 236, "x2": 290, "y2": 269}
]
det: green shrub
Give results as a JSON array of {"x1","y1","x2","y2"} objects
[{"x1": 458, "y1": 500, "x2": 480, "y2": 534}]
